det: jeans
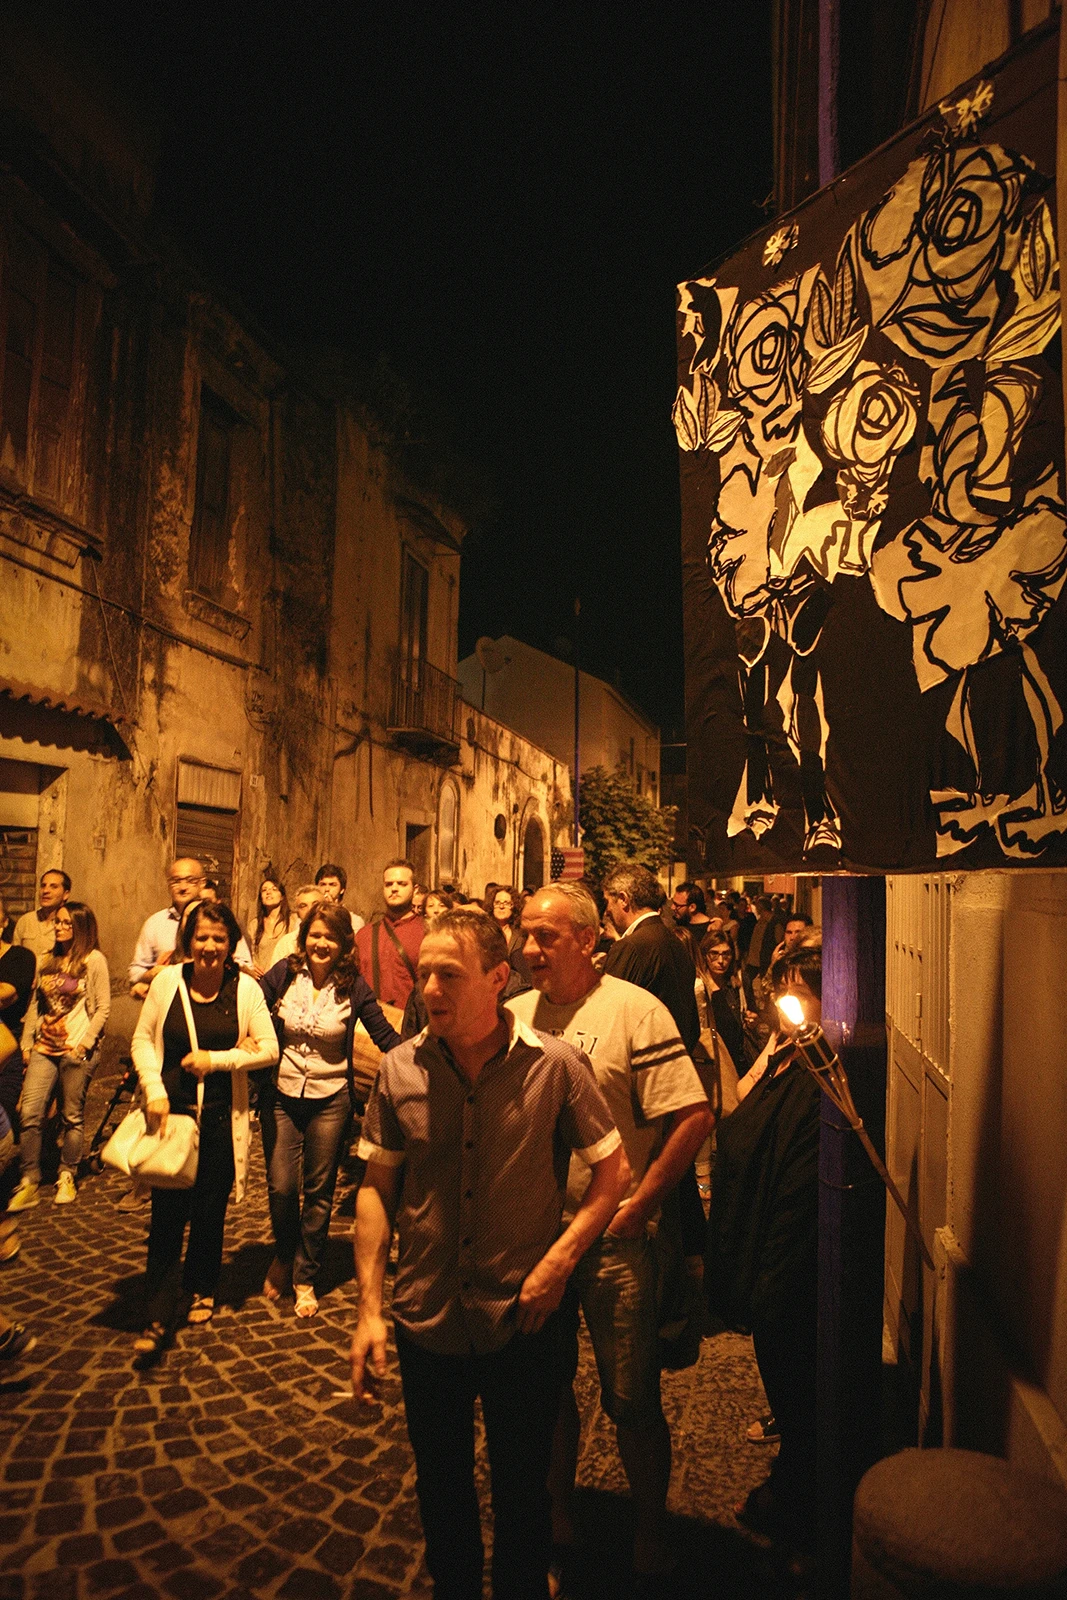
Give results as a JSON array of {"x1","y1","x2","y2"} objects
[
  {"x1": 19, "y1": 1047, "x2": 97, "y2": 1184},
  {"x1": 260, "y1": 1087, "x2": 351, "y2": 1287},
  {"x1": 395, "y1": 1318, "x2": 564, "y2": 1600},
  {"x1": 144, "y1": 1104, "x2": 235, "y2": 1326},
  {"x1": 563, "y1": 1231, "x2": 664, "y2": 1430}
]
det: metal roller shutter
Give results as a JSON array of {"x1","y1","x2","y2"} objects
[{"x1": 174, "y1": 806, "x2": 237, "y2": 904}]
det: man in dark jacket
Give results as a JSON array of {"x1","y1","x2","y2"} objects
[
  {"x1": 601, "y1": 864, "x2": 700, "y2": 1053},
  {"x1": 601, "y1": 863, "x2": 707, "y2": 1262}
]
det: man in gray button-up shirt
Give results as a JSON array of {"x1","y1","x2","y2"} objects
[{"x1": 351, "y1": 909, "x2": 629, "y2": 1600}]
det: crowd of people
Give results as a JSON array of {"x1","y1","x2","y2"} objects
[{"x1": 0, "y1": 851, "x2": 822, "y2": 1591}]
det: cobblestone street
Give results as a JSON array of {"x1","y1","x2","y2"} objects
[{"x1": 0, "y1": 1054, "x2": 800, "y2": 1600}]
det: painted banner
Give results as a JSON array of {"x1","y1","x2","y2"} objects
[{"x1": 678, "y1": 24, "x2": 1066, "y2": 873}]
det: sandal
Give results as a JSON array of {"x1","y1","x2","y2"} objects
[
  {"x1": 746, "y1": 1412, "x2": 780, "y2": 1443},
  {"x1": 294, "y1": 1284, "x2": 318, "y2": 1318},
  {"x1": 263, "y1": 1258, "x2": 291, "y2": 1302},
  {"x1": 187, "y1": 1295, "x2": 215, "y2": 1326},
  {"x1": 133, "y1": 1322, "x2": 166, "y2": 1356}
]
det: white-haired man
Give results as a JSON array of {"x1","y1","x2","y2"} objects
[{"x1": 511, "y1": 883, "x2": 712, "y2": 1580}]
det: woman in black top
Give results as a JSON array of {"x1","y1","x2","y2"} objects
[
  {"x1": 695, "y1": 932, "x2": 752, "y2": 1076},
  {"x1": 485, "y1": 886, "x2": 532, "y2": 993},
  {"x1": 131, "y1": 902, "x2": 277, "y2": 1355}
]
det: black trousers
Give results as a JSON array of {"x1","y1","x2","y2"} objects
[
  {"x1": 144, "y1": 1105, "x2": 235, "y2": 1326},
  {"x1": 395, "y1": 1317, "x2": 564, "y2": 1600},
  {"x1": 751, "y1": 1281, "x2": 818, "y2": 1541}
]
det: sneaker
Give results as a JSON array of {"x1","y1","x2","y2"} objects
[
  {"x1": 116, "y1": 1187, "x2": 148, "y2": 1212},
  {"x1": 0, "y1": 1323, "x2": 36, "y2": 1360},
  {"x1": 7, "y1": 1180, "x2": 39, "y2": 1212},
  {"x1": 53, "y1": 1172, "x2": 77, "y2": 1205}
]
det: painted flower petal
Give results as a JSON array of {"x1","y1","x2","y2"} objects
[
  {"x1": 806, "y1": 325, "x2": 868, "y2": 394},
  {"x1": 984, "y1": 289, "x2": 1061, "y2": 363}
]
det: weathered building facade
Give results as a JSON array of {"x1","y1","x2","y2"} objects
[{"x1": 0, "y1": 13, "x2": 569, "y2": 996}]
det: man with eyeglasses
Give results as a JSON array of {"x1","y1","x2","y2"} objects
[{"x1": 128, "y1": 858, "x2": 250, "y2": 997}]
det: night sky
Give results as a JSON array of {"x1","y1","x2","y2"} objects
[{"x1": 96, "y1": 1, "x2": 773, "y2": 734}]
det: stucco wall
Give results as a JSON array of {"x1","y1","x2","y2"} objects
[
  {"x1": 458, "y1": 636, "x2": 660, "y2": 796},
  {"x1": 885, "y1": 871, "x2": 1067, "y2": 1488}
]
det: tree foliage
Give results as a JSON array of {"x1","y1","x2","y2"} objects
[{"x1": 578, "y1": 765, "x2": 677, "y2": 887}]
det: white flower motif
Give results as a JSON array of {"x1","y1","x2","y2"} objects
[
  {"x1": 939, "y1": 79, "x2": 994, "y2": 135},
  {"x1": 763, "y1": 224, "x2": 799, "y2": 269}
]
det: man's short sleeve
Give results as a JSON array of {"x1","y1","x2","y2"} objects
[
  {"x1": 356, "y1": 1066, "x2": 406, "y2": 1167},
  {"x1": 558, "y1": 1043, "x2": 621, "y2": 1165},
  {"x1": 628, "y1": 994, "x2": 706, "y2": 1122}
]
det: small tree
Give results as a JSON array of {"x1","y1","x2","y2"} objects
[{"x1": 578, "y1": 765, "x2": 677, "y2": 888}]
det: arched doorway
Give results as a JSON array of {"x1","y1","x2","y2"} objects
[{"x1": 522, "y1": 817, "x2": 545, "y2": 892}]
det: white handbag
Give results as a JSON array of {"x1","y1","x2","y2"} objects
[
  {"x1": 101, "y1": 1105, "x2": 148, "y2": 1177},
  {"x1": 128, "y1": 977, "x2": 203, "y2": 1190}
]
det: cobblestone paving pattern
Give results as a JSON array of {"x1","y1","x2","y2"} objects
[{"x1": 0, "y1": 1056, "x2": 806, "y2": 1599}]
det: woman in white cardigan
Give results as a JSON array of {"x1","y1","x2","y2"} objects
[{"x1": 131, "y1": 900, "x2": 277, "y2": 1355}]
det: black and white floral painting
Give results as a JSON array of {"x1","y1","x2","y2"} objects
[{"x1": 677, "y1": 26, "x2": 1067, "y2": 872}]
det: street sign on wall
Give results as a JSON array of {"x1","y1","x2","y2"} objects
[{"x1": 678, "y1": 24, "x2": 1066, "y2": 873}]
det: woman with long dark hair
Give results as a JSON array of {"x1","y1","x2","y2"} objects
[
  {"x1": 485, "y1": 885, "x2": 531, "y2": 991},
  {"x1": 9, "y1": 902, "x2": 109, "y2": 1210},
  {"x1": 694, "y1": 932, "x2": 751, "y2": 1086},
  {"x1": 250, "y1": 874, "x2": 298, "y2": 977},
  {"x1": 260, "y1": 902, "x2": 399, "y2": 1316},
  {"x1": 131, "y1": 900, "x2": 278, "y2": 1354}
]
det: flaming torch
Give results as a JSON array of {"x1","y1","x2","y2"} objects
[{"x1": 776, "y1": 995, "x2": 934, "y2": 1271}]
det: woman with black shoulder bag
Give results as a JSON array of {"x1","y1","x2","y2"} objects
[
  {"x1": 259, "y1": 902, "x2": 399, "y2": 1316},
  {"x1": 130, "y1": 900, "x2": 278, "y2": 1356}
]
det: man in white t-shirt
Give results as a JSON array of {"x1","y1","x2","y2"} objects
[{"x1": 508, "y1": 882, "x2": 712, "y2": 1580}]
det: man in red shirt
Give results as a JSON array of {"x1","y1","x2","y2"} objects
[{"x1": 355, "y1": 859, "x2": 427, "y2": 1008}]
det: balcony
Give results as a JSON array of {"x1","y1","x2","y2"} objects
[{"x1": 388, "y1": 658, "x2": 461, "y2": 761}]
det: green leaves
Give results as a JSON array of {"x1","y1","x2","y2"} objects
[{"x1": 578, "y1": 765, "x2": 677, "y2": 887}]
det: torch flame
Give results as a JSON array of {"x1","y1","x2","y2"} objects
[{"x1": 777, "y1": 994, "x2": 805, "y2": 1027}]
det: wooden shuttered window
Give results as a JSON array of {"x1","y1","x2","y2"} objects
[
  {"x1": 0, "y1": 223, "x2": 81, "y2": 511},
  {"x1": 189, "y1": 389, "x2": 236, "y2": 605}
]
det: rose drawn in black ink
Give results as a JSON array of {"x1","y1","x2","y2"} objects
[{"x1": 860, "y1": 141, "x2": 1039, "y2": 365}]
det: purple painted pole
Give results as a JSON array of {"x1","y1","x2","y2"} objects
[{"x1": 818, "y1": 875, "x2": 887, "y2": 1595}]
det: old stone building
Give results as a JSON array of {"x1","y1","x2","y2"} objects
[{"x1": 0, "y1": 11, "x2": 569, "y2": 997}]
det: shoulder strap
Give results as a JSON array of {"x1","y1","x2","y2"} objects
[
  {"x1": 371, "y1": 922, "x2": 382, "y2": 996},
  {"x1": 381, "y1": 917, "x2": 418, "y2": 982},
  {"x1": 175, "y1": 975, "x2": 205, "y2": 1124},
  {"x1": 176, "y1": 974, "x2": 199, "y2": 1054}
]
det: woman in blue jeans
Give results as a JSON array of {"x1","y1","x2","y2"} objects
[
  {"x1": 260, "y1": 901, "x2": 399, "y2": 1316},
  {"x1": 10, "y1": 902, "x2": 109, "y2": 1210}
]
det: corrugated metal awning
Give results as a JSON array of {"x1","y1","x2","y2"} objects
[{"x1": 0, "y1": 675, "x2": 129, "y2": 728}]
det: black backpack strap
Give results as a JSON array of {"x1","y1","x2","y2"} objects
[
  {"x1": 371, "y1": 921, "x2": 382, "y2": 997},
  {"x1": 381, "y1": 917, "x2": 418, "y2": 983}
]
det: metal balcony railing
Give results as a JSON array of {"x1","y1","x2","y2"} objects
[{"x1": 388, "y1": 658, "x2": 460, "y2": 754}]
